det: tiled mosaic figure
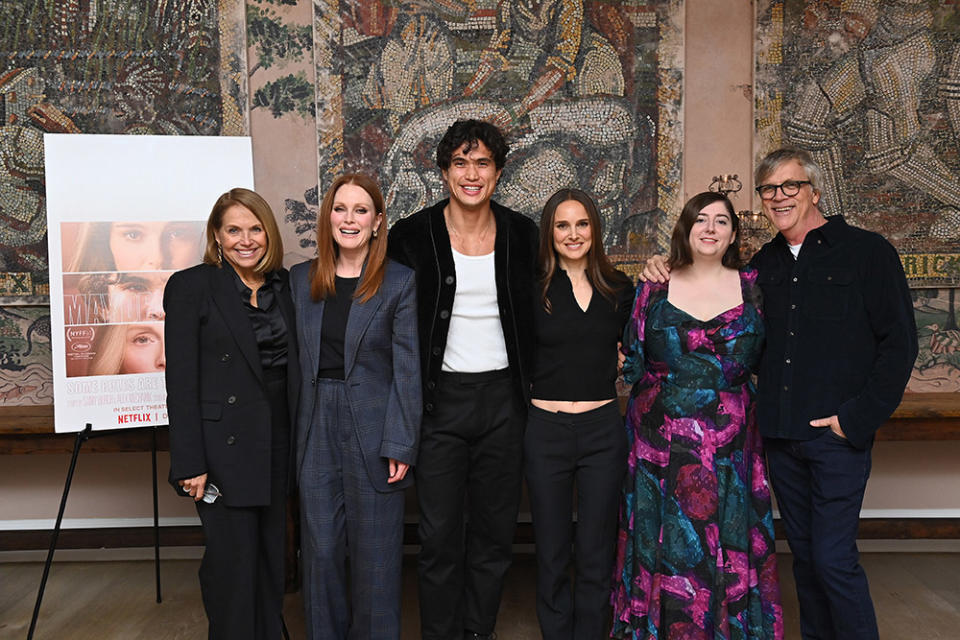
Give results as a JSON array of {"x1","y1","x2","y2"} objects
[{"x1": 784, "y1": 2, "x2": 960, "y2": 238}]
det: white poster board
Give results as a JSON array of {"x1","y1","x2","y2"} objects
[{"x1": 45, "y1": 135, "x2": 254, "y2": 433}]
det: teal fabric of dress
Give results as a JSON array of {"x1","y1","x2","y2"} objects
[{"x1": 611, "y1": 268, "x2": 783, "y2": 640}]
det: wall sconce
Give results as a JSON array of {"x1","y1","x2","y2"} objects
[
  {"x1": 738, "y1": 209, "x2": 770, "y2": 232},
  {"x1": 709, "y1": 174, "x2": 742, "y2": 196}
]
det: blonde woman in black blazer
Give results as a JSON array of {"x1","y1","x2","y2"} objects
[{"x1": 164, "y1": 188, "x2": 299, "y2": 640}]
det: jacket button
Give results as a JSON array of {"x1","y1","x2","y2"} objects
[
  {"x1": 427, "y1": 381, "x2": 436, "y2": 390},
  {"x1": 432, "y1": 347, "x2": 441, "y2": 356},
  {"x1": 440, "y1": 309, "x2": 450, "y2": 319},
  {"x1": 425, "y1": 403, "x2": 435, "y2": 413},
  {"x1": 227, "y1": 395, "x2": 237, "y2": 404},
  {"x1": 444, "y1": 275, "x2": 455, "y2": 285},
  {"x1": 220, "y1": 353, "x2": 231, "y2": 362},
  {"x1": 226, "y1": 435, "x2": 236, "y2": 445}
]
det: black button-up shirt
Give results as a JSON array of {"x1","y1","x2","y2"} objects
[
  {"x1": 750, "y1": 216, "x2": 917, "y2": 449},
  {"x1": 230, "y1": 266, "x2": 288, "y2": 370}
]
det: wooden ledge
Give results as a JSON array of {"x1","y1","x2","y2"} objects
[
  {"x1": 2, "y1": 392, "x2": 960, "y2": 454},
  {"x1": 2, "y1": 518, "x2": 958, "y2": 553}
]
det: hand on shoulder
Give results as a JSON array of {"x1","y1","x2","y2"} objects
[{"x1": 641, "y1": 254, "x2": 671, "y2": 283}]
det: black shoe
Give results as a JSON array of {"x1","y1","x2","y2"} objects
[{"x1": 464, "y1": 633, "x2": 496, "y2": 640}]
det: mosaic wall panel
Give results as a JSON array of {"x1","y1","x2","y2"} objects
[
  {"x1": 913, "y1": 288, "x2": 960, "y2": 393},
  {"x1": 0, "y1": 305, "x2": 52, "y2": 405},
  {"x1": 0, "y1": 0, "x2": 249, "y2": 408},
  {"x1": 246, "y1": 0, "x2": 321, "y2": 267},
  {"x1": 309, "y1": 0, "x2": 685, "y2": 275},
  {"x1": 756, "y1": 1, "x2": 960, "y2": 392},
  {"x1": 0, "y1": 0, "x2": 248, "y2": 304},
  {"x1": 755, "y1": 0, "x2": 960, "y2": 288}
]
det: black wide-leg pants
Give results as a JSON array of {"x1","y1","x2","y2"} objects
[
  {"x1": 196, "y1": 368, "x2": 290, "y2": 640},
  {"x1": 524, "y1": 402, "x2": 627, "y2": 640}
]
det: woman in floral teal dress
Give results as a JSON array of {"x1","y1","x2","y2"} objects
[{"x1": 612, "y1": 192, "x2": 783, "y2": 639}]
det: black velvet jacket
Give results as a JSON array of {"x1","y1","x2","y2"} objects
[
  {"x1": 387, "y1": 198, "x2": 539, "y2": 415},
  {"x1": 751, "y1": 216, "x2": 917, "y2": 449}
]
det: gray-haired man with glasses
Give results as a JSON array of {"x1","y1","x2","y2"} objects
[{"x1": 644, "y1": 147, "x2": 917, "y2": 638}]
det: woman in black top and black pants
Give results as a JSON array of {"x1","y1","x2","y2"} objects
[
  {"x1": 165, "y1": 189, "x2": 299, "y2": 640},
  {"x1": 526, "y1": 189, "x2": 634, "y2": 640}
]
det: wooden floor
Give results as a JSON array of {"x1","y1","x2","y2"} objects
[{"x1": 2, "y1": 553, "x2": 959, "y2": 639}]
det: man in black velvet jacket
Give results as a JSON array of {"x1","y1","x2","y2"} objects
[
  {"x1": 387, "y1": 120, "x2": 538, "y2": 640},
  {"x1": 751, "y1": 148, "x2": 917, "y2": 640}
]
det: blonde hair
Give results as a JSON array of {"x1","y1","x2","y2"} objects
[
  {"x1": 88, "y1": 324, "x2": 125, "y2": 376},
  {"x1": 203, "y1": 188, "x2": 284, "y2": 273},
  {"x1": 68, "y1": 223, "x2": 114, "y2": 272}
]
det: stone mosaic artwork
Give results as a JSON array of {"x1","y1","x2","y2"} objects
[
  {"x1": 913, "y1": 288, "x2": 960, "y2": 392},
  {"x1": 0, "y1": 1, "x2": 249, "y2": 409},
  {"x1": 308, "y1": 0, "x2": 684, "y2": 270},
  {"x1": 756, "y1": 1, "x2": 960, "y2": 392},
  {"x1": 755, "y1": 0, "x2": 960, "y2": 288},
  {"x1": 245, "y1": 0, "x2": 321, "y2": 266},
  {"x1": 0, "y1": 305, "x2": 52, "y2": 405},
  {"x1": 0, "y1": 0, "x2": 248, "y2": 304}
]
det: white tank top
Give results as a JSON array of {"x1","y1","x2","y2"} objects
[{"x1": 442, "y1": 249, "x2": 509, "y2": 372}]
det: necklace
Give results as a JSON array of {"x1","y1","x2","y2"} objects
[{"x1": 446, "y1": 209, "x2": 494, "y2": 252}]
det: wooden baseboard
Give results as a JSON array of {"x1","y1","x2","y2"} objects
[{"x1": 3, "y1": 518, "x2": 958, "y2": 553}]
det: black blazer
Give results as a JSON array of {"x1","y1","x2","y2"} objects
[
  {"x1": 163, "y1": 263, "x2": 300, "y2": 507},
  {"x1": 387, "y1": 198, "x2": 539, "y2": 415}
]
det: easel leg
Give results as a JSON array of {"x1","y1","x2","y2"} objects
[
  {"x1": 152, "y1": 426, "x2": 162, "y2": 603},
  {"x1": 27, "y1": 423, "x2": 91, "y2": 640}
]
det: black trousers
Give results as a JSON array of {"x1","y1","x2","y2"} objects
[
  {"x1": 196, "y1": 370, "x2": 290, "y2": 640},
  {"x1": 524, "y1": 402, "x2": 627, "y2": 640},
  {"x1": 765, "y1": 431, "x2": 877, "y2": 640},
  {"x1": 415, "y1": 369, "x2": 525, "y2": 640}
]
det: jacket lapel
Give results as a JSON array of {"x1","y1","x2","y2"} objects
[
  {"x1": 305, "y1": 292, "x2": 325, "y2": 374},
  {"x1": 343, "y1": 279, "x2": 383, "y2": 379},
  {"x1": 209, "y1": 265, "x2": 265, "y2": 384}
]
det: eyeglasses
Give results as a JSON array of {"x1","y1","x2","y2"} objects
[{"x1": 755, "y1": 180, "x2": 812, "y2": 200}]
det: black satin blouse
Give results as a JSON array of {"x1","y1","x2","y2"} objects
[{"x1": 230, "y1": 265, "x2": 289, "y2": 370}]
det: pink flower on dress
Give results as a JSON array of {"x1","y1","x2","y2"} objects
[
  {"x1": 686, "y1": 327, "x2": 711, "y2": 351},
  {"x1": 675, "y1": 464, "x2": 718, "y2": 520}
]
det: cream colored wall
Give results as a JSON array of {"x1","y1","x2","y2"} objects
[
  {"x1": 683, "y1": 0, "x2": 756, "y2": 204},
  {"x1": 1, "y1": 0, "x2": 957, "y2": 538},
  {"x1": 0, "y1": 453, "x2": 196, "y2": 527}
]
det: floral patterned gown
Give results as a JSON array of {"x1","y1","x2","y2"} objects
[{"x1": 611, "y1": 268, "x2": 783, "y2": 640}]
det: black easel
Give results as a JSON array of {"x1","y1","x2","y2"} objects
[{"x1": 27, "y1": 423, "x2": 163, "y2": 640}]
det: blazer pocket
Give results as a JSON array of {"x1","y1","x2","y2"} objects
[{"x1": 201, "y1": 402, "x2": 222, "y2": 421}]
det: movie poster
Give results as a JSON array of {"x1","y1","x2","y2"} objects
[{"x1": 45, "y1": 135, "x2": 254, "y2": 433}]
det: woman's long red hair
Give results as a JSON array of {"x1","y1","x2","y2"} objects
[{"x1": 310, "y1": 174, "x2": 387, "y2": 303}]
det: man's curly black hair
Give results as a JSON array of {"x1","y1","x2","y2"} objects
[{"x1": 436, "y1": 119, "x2": 510, "y2": 171}]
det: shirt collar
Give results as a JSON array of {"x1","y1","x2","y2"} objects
[
  {"x1": 772, "y1": 214, "x2": 848, "y2": 250},
  {"x1": 224, "y1": 261, "x2": 281, "y2": 303}
]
